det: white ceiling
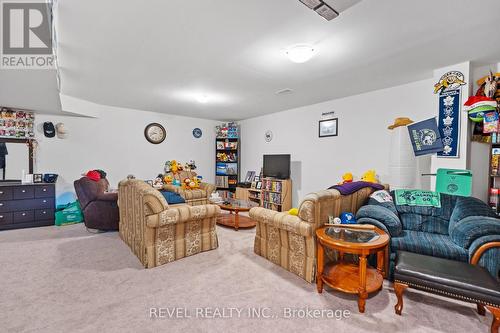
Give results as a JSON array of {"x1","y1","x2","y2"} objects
[{"x1": 6, "y1": 0, "x2": 500, "y2": 120}]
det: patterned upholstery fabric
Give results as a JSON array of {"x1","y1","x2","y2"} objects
[
  {"x1": 163, "y1": 171, "x2": 216, "y2": 206},
  {"x1": 357, "y1": 191, "x2": 500, "y2": 280},
  {"x1": 118, "y1": 179, "x2": 220, "y2": 268},
  {"x1": 357, "y1": 205, "x2": 402, "y2": 236},
  {"x1": 391, "y1": 230, "x2": 469, "y2": 262},
  {"x1": 250, "y1": 186, "x2": 378, "y2": 283}
]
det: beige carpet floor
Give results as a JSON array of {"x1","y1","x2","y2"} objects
[{"x1": 0, "y1": 222, "x2": 493, "y2": 333}]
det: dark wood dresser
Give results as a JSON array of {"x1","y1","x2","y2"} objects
[{"x1": 0, "y1": 182, "x2": 55, "y2": 231}]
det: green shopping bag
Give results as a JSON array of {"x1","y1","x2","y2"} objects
[
  {"x1": 436, "y1": 168, "x2": 472, "y2": 197},
  {"x1": 55, "y1": 201, "x2": 84, "y2": 226}
]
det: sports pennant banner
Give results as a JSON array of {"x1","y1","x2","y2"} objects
[
  {"x1": 434, "y1": 71, "x2": 466, "y2": 158},
  {"x1": 407, "y1": 117, "x2": 444, "y2": 156}
]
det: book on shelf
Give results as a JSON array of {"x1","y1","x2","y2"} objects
[
  {"x1": 490, "y1": 188, "x2": 499, "y2": 212},
  {"x1": 492, "y1": 148, "x2": 500, "y2": 176}
]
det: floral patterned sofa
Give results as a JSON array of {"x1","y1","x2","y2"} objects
[
  {"x1": 163, "y1": 170, "x2": 215, "y2": 206},
  {"x1": 118, "y1": 179, "x2": 220, "y2": 268},
  {"x1": 249, "y1": 187, "x2": 379, "y2": 283}
]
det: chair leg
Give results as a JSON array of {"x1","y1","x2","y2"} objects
[
  {"x1": 477, "y1": 304, "x2": 486, "y2": 316},
  {"x1": 394, "y1": 282, "x2": 408, "y2": 315},
  {"x1": 486, "y1": 306, "x2": 500, "y2": 333}
]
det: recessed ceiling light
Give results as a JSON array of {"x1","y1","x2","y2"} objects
[
  {"x1": 196, "y1": 94, "x2": 209, "y2": 103},
  {"x1": 285, "y1": 45, "x2": 315, "y2": 63}
]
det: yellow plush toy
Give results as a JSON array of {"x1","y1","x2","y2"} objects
[
  {"x1": 361, "y1": 170, "x2": 379, "y2": 183},
  {"x1": 288, "y1": 208, "x2": 299, "y2": 216},
  {"x1": 339, "y1": 172, "x2": 353, "y2": 184},
  {"x1": 170, "y1": 160, "x2": 179, "y2": 174},
  {"x1": 164, "y1": 174, "x2": 173, "y2": 184}
]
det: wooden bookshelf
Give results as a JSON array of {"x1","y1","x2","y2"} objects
[
  {"x1": 260, "y1": 178, "x2": 292, "y2": 212},
  {"x1": 215, "y1": 135, "x2": 240, "y2": 194}
]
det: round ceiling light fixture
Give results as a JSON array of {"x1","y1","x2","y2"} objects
[
  {"x1": 285, "y1": 44, "x2": 315, "y2": 63},
  {"x1": 196, "y1": 94, "x2": 209, "y2": 103}
]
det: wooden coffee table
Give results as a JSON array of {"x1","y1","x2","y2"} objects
[
  {"x1": 316, "y1": 225, "x2": 389, "y2": 313},
  {"x1": 216, "y1": 198, "x2": 258, "y2": 231}
]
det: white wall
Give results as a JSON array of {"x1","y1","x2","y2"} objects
[
  {"x1": 34, "y1": 106, "x2": 218, "y2": 204},
  {"x1": 240, "y1": 78, "x2": 436, "y2": 206}
]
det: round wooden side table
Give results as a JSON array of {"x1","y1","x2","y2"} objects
[
  {"x1": 216, "y1": 198, "x2": 258, "y2": 231},
  {"x1": 315, "y1": 225, "x2": 390, "y2": 313}
]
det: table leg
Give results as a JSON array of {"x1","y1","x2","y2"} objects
[
  {"x1": 384, "y1": 244, "x2": 389, "y2": 279},
  {"x1": 316, "y1": 242, "x2": 324, "y2": 293},
  {"x1": 234, "y1": 211, "x2": 239, "y2": 231},
  {"x1": 358, "y1": 255, "x2": 368, "y2": 313}
]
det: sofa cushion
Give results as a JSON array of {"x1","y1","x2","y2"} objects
[
  {"x1": 391, "y1": 230, "x2": 469, "y2": 262},
  {"x1": 394, "y1": 192, "x2": 457, "y2": 235},
  {"x1": 160, "y1": 190, "x2": 186, "y2": 205},
  {"x1": 356, "y1": 205, "x2": 402, "y2": 236},
  {"x1": 448, "y1": 196, "x2": 497, "y2": 234},
  {"x1": 181, "y1": 189, "x2": 207, "y2": 201}
]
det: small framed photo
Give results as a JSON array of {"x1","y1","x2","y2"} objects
[
  {"x1": 145, "y1": 180, "x2": 153, "y2": 186},
  {"x1": 256, "y1": 181, "x2": 262, "y2": 189},
  {"x1": 254, "y1": 175, "x2": 260, "y2": 182},
  {"x1": 319, "y1": 118, "x2": 338, "y2": 137},
  {"x1": 33, "y1": 173, "x2": 43, "y2": 183},
  {"x1": 245, "y1": 171, "x2": 256, "y2": 183}
]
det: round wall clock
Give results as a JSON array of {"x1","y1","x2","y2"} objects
[
  {"x1": 193, "y1": 128, "x2": 202, "y2": 138},
  {"x1": 265, "y1": 130, "x2": 273, "y2": 142},
  {"x1": 144, "y1": 123, "x2": 166, "y2": 144}
]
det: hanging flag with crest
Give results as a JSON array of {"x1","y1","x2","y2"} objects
[{"x1": 433, "y1": 71, "x2": 466, "y2": 158}]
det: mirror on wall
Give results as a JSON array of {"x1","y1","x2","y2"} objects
[{"x1": 0, "y1": 139, "x2": 33, "y2": 181}]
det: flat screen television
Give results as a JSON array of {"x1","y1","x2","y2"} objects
[{"x1": 263, "y1": 154, "x2": 290, "y2": 179}]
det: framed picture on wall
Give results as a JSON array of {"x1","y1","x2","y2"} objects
[
  {"x1": 245, "y1": 171, "x2": 256, "y2": 183},
  {"x1": 319, "y1": 118, "x2": 338, "y2": 137}
]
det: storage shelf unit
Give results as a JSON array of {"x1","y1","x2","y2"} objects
[
  {"x1": 215, "y1": 124, "x2": 240, "y2": 196},
  {"x1": 260, "y1": 178, "x2": 292, "y2": 212}
]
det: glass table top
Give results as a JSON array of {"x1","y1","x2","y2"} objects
[
  {"x1": 325, "y1": 226, "x2": 380, "y2": 244},
  {"x1": 217, "y1": 198, "x2": 259, "y2": 209}
]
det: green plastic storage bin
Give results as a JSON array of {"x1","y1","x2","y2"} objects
[
  {"x1": 435, "y1": 168, "x2": 472, "y2": 197},
  {"x1": 55, "y1": 201, "x2": 84, "y2": 226}
]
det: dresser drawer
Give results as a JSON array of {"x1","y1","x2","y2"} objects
[
  {"x1": 35, "y1": 209, "x2": 54, "y2": 220},
  {"x1": 0, "y1": 201, "x2": 11, "y2": 212},
  {"x1": 0, "y1": 212, "x2": 13, "y2": 225},
  {"x1": 0, "y1": 188, "x2": 13, "y2": 200},
  {"x1": 35, "y1": 185, "x2": 55, "y2": 198},
  {"x1": 13, "y1": 210, "x2": 34, "y2": 223},
  {"x1": 13, "y1": 186, "x2": 34, "y2": 200},
  {"x1": 34, "y1": 198, "x2": 55, "y2": 209}
]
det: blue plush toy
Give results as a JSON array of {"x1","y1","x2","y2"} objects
[{"x1": 340, "y1": 212, "x2": 357, "y2": 224}]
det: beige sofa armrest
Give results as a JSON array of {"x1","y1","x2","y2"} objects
[
  {"x1": 146, "y1": 204, "x2": 221, "y2": 228},
  {"x1": 199, "y1": 182, "x2": 215, "y2": 195},
  {"x1": 249, "y1": 207, "x2": 312, "y2": 237}
]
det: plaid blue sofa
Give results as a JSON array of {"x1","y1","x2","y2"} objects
[{"x1": 356, "y1": 192, "x2": 500, "y2": 280}]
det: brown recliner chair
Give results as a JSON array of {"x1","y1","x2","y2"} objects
[{"x1": 74, "y1": 177, "x2": 119, "y2": 231}]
